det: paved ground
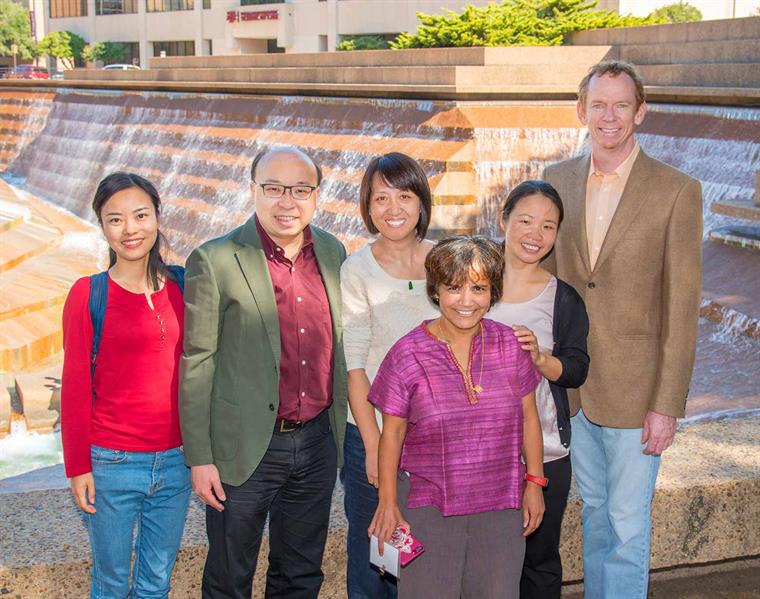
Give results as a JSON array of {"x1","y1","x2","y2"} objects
[{"x1": 563, "y1": 558, "x2": 760, "y2": 598}]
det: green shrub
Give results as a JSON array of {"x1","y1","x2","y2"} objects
[
  {"x1": 337, "y1": 35, "x2": 392, "y2": 51},
  {"x1": 38, "y1": 31, "x2": 86, "y2": 70},
  {"x1": 650, "y1": 1, "x2": 702, "y2": 23},
  {"x1": 0, "y1": 0, "x2": 37, "y2": 60},
  {"x1": 391, "y1": 0, "x2": 665, "y2": 49},
  {"x1": 82, "y1": 41, "x2": 128, "y2": 65}
]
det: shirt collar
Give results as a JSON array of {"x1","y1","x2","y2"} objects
[
  {"x1": 588, "y1": 141, "x2": 640, "y2": 182},
  {"x1": 255, "y1": 215, "x2": 313, "y2": 262}
]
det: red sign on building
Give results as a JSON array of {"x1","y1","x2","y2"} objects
[{"x1": 226, "y1": 10, "x2": 278, "y2": 23}]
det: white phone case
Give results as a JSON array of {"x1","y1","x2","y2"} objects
[{"x1": 369, "y1": 535, "x2": 400, "y2": 578}]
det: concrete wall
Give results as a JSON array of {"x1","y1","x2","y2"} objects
[{"x1": 566, "y1": 15, "x2": 760, "y2": 45}]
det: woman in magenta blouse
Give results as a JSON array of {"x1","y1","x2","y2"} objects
[{"x1": 368, "y1": 236, "x2": 545, "y2": 599}]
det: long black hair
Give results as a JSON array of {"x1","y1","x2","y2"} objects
[{"x1": 92, "y1": 172, "x2": 173, "y2": 291}]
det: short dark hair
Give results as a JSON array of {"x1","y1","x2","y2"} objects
[
  {"x1": 501, "y1": 180, "x2": 564, "y2": 228},
  {"x1": 91, "y1": 171, "x2": 173, "y2": 292},
  {"x1": 578, "y1": 60, "x2": 646, "y2": 108},
  {"x1": 250, "y1": 146, "x2": 323, "y2": 186},
  {"x1": 359, "y1": 152, "x2": 432, "y2": 239},
  {"x1": 425, "y1": 236, "x2": 504, "y2": 308}
]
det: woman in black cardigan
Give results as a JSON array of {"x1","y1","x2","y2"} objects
[{"x1": 489, "y1": 180, "x2": 589, "y2": 599}]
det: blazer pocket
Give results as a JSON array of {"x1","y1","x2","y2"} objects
[
  {"x1": 616, "y1": 333, "x2": 657, "y2": 340},
  {"x1": 211, "y1": 397, "x2": 241, "y2": 461}
]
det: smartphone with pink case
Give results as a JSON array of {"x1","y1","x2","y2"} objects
[{"x1": 370, "y1": 526, "x2": 425, "y2": 577}]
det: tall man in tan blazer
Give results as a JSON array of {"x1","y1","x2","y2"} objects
[
  {"x1": 180, "y1": 146, "x2": 347, "y2": 599},
  {"x1": 543, "y1": 61, "x2": 702, "y2": 599}
]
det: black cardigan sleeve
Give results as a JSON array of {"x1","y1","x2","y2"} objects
[{"x1": 552, "y1": 279, "x2": 590, "y2": 389}]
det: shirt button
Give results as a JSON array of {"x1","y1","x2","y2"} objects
[
  {"x1": 559, "y1": 427, "x2": 563, "y2": 431},
  {"x1": 301, "y1": 360, "x2": 306, "y2": 366},
  {"x1": 297, "y1": 297, "x2": 302, "y2": 302},
  {"x1": 300, "y1": 328, "x2": 305, "y2": 333},
  {"x1": 268, "y1": 403, "x2": 275, "y2": 411},
  {"x1": 588, "y1": 282, "x2": 596, "y2": 289},
  {"x1": 301, "y1": 391, "x2": 306, "y2": 397}
]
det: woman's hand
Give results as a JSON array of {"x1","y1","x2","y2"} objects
[
  {"x1": 70, "y1": 473, "x2": 97, "y2": 514},
  {"x1": 513, "y1": 325, "x2": 545, "y2": 368},
  {"x1": 522, "y1": 482, "x2": 545, "y2": 536},
  {"x1": 368, "y1": 501, "x2": 410, "y2": 556}
]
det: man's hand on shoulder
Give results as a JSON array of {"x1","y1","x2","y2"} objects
[
  {"x1": 641, "y1": 411, "x2": 677, "y2": 455},
  {"x1": 191, "y1": 464, "x2": 226, "y2": 511}
]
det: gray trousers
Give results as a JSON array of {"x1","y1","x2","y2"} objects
[{"x1": 397, "y1": 473, "x2": 525, "y2": 599}]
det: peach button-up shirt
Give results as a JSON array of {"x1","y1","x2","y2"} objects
[{"x1": 586, "y1": 143, "x2": 640, "y2": 269}]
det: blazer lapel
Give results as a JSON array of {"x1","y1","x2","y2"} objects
[
  {"x1": 593, "y1": 151, "x2": 656, "y2": 272},
  {"x1": 311, "y1": 228, "x2": 342, "y2": 332},
  {"x1": 567, "y1": 154, "x2": 593, "y2": 276},
  {"x1": 234, "y1": 218, "x2": 281, "y2": 366}
]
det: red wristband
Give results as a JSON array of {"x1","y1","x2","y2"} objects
[{"x1": 524, "y1": 473, "x2": 549, "y2": 488}]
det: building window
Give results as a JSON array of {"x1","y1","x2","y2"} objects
[
  {"x1": 96, "y1": 0, "x2": 138, "y2": 14},
  {"x1": 153, "y1": 41, "x2": 195, "y2": 57},
  {"x1": 49, "y1": 0, "x2": 88, "y2": 18},
  {"x1": 241, "y1": 0, "x2": 284, "y2": 5},
  {"x1": 203, "y1": 0, "x2": 210, "y2": 7},
  {"x1": 146, "y1": 0, "x2": 194, "y2": 12},
  {"x1": 121, "y1": 42, "x2": 140, "y2": 65}
]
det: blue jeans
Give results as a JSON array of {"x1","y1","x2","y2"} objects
[
  {"x1": 341, "y1": 423, "x2": 397, "y2": 599},
  {"x1": 570, "y1": 409, "x2": 660, "y2": 599},
  {"x1": 85, "y1": 445, "x2": 191, "y2": 599}
]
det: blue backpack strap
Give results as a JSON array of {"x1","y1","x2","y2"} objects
[
  {"x1": 88, "y1": 271, "x2": 110, "y2": 379},
  {"x1": 167, "y1": 264, "x2": 185, "y2": 293}
]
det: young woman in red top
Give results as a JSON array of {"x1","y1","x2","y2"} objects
[{"x1": 61, "y1": 172, "x2": 190, "y2": 599}]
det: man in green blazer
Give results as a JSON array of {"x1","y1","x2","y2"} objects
[
  {"x1": 179, "y1": 146, "x2": 348, "y2": 599},
  {"x1": 544, "y1": 61, "x2": 702, "y2": 599}
]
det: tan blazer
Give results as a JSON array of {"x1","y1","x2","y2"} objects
[{"x1": 544, "y1": 149, "x2": 702, "y2": 428}]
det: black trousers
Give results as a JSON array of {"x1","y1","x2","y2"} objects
[
  {"x1": 202, "y1": 409, "x2": 338, "y2": 599},
  {"x1": 520, "y1": 454, "x2": 572, "y2": 599}
]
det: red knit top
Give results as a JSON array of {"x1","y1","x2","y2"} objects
[{"x1": 61, "y1": 275, "x2": 184, "y2": 478}]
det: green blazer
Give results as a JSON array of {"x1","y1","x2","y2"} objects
[{"x1": 179, "y1": 215, "x2": 348, "y2": 486}]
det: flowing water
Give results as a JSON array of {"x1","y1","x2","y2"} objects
[{"x1": 0, "y1": 89, "x2": 758, "y2": 483}]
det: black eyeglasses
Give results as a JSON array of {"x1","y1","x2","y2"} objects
[{"x1": 253, "y1": 181, "x2": 318, "y2": 201}]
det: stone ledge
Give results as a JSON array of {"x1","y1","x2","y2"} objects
[
  {"x1": 0, "y1": 418, "x2": 757, "y2": 597},
  {"x1": 2, "y1": 81, "x2": 758, "y2": 107}
]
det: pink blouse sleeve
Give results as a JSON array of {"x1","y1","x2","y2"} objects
[{"x1": 368, "y1": 344, "x2": 411, "y2": 419}]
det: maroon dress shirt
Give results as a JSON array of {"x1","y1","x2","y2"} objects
[{"x1": 256, "y1": 217, "x2": 334, "y2": 422}]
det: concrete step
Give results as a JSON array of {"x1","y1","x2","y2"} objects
[
  {"x1": 0, "y1": 251, "x2": 96, "y2": 321},
  {"x1": 620, "y1": 38, "x2": 760, "y2": 65},
  {"x1": 145, "y1": 45, "x2": 615, "y2": 70},
  {"x1": 638, "y1": 62, "x2": 760, "y2": 88},
  {"x1": 0, "y1": 304, "x2": 63, "y2": 372},
  {"x1": 566, "y1": 16, "x2": 760, "y2": 46},
  {"x1": 708, "y1": 225, "x2": 760, "y2": 251},
  {"x1": 710, "y1": 198, "x2": 760, "y2": 222},
  {"x1": 73, "y1": 64, "x2": 596, "y2": 87},
  {"x1": 0, "y1": 220, "x2": 61, "y2": 273}
]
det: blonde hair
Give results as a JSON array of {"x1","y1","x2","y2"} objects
[{"x1": 578, "y1": 60, "x2": 646, "y2": 108}]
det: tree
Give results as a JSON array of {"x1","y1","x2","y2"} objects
[
  {"x1": 0, "y1": 0, "x2": 37, "y2": 60},
  {"x1": 82, "y1": 41, "x2": 127, "y2": 64},
  {"x1": 336, "y1": 35, "x2": 391, "y2": 51},
  {"x1": 650, "y1": 2, "x2": 702, "y2": 23},
  {"x1": 38, "y1": 31, "x2": 86, "y2": 70},
  {"x1": 391, "y1": 0, "x2": 665, "y2": 49}
]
